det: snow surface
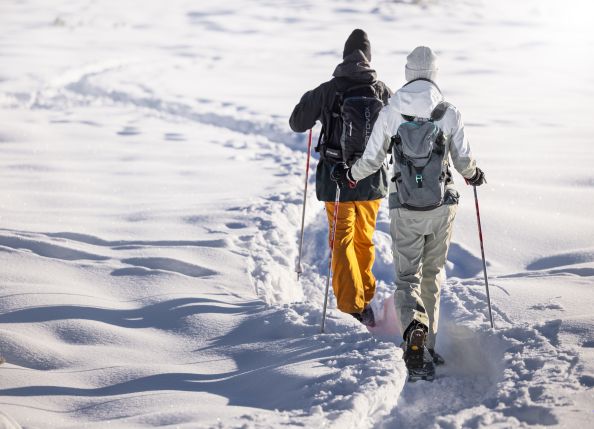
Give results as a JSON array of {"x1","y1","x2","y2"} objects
[{"x1": 0, "y1": 0, "x2": 593, "y2": 428}]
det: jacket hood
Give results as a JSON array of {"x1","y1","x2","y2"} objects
[
  {"x1": 389, "y1": 79, "x2": 443, "y2": 118},
  {"x1": 333, "y1": 50, "x2": 377, "y2": 83}
]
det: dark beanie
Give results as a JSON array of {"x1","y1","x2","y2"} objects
[{"x1": 343, "y1": 29, "x2": 371, "y2": 61}]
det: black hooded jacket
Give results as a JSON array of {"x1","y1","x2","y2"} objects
[{"x1": 289, "y1": 50, "x2": 392, "y2": 202}]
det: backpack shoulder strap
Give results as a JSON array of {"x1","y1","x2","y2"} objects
[
  {"x1": 403, "y1": 78, "x2": 442, "y2": 94},
  {"x1": 430, "y1": 101, "x2": 451, "y2": 122},
  {"x1": 330, "y1": 90, "x2": 344, "y2": 117},
  {"x1": 343, "y1": 83, "x2": 377, "y2": 98}
]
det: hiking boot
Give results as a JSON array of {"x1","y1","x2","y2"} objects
[
  {"x1": 350, "y1": 312, "x2": 363, "y2": 323},
  {"x1": 360, "y1": 306, "x2": 376, "y2": 327},
  {"x1": 350, "y1": 306, "x2": 376, "y2": 327},
  {"x1": 428, "y1": 349, "x2": 445, "y2": 366}
]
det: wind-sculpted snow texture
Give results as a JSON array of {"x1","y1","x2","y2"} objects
[{"x1": 0, "y1": 0, "x2": 593, "y2": 428}]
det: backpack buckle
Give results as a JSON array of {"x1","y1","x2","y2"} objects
[{"x1": 415, "y1": 174, "x2": 423, "y2": 183}]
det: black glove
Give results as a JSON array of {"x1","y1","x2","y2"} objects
[
  {"x1": 465, "y1": 167, "x2": 486, "y2": 186},
  {"x1": 330, "y1": 162, "x2": 357, "y2": 189}
]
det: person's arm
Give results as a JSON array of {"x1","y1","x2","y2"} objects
[
  {"x1": 447, "y1": 107, "x2": 477, "y2": 179},
  {"x1": 289, "y1": 84, "x2": 325, "y2": 132},
  {"x1": 349, "y1": 106, "x2": 392, "y2": 181}
]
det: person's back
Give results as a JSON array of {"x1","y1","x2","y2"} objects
[
  {"x1": 289, "y1": 32, "x2": 391, "y2": 204},
  {"x1": 289, "y1": 29, "x2": 392, "y2": 325}
]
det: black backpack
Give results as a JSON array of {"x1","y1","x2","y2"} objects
[{"x1": 317, "y1": 84, "x2": 384, "y2": 166}]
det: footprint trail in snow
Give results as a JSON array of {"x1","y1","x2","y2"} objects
[{"x1": 1, "y1": 0, "x2": 593, "y2": 428}]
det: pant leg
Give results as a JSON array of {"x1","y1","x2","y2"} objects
[
  {"x1": 325, "y1": 201, "x2": 364, "y2": 313},
  {"x1": 353, "y1": 199, "x2": 382, "y2": 307},
  {"x1": 390, "y1": 208, "x2": 430, "y2": 336},
  {"x1": 421, "y1": 204, "x2": 457, "y2": 349}
]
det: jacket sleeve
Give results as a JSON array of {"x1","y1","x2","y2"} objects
[
  {"x1": 349, "y1": 106, "x2": 392, "y2": 181},
  {"x1": 447, "y1": 107, "x2": 477, "y2": 179},
  {"x1": 289, "y1": 84, "x2": 325, "y2": 133}
]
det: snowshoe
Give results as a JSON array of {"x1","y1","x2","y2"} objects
[
  {"x1": 428, "y1": 349, "x2": 445, "y2": 366},
  {"x1": 403, "y1": 327, "x2": 435, "y2": 382}
]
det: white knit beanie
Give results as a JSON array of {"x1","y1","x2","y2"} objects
[{"x1": 405, "y1": 46, "x2": 438, "y2": 82}]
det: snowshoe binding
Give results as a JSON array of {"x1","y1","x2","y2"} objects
[
  {"x1": 403, "y1": 324, "x2": 435, "y2": 382},
  {"x1": 428, "y1": 349, "x2": 445, "y2": 366}
]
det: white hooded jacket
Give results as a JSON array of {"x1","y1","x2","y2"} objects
[{"x1": 350, "y1": 79, "x2": 477, "y2": 197}]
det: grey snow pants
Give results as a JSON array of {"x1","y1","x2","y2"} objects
[{"x1": 390, "y1": 203, "x2": 457, "y2": 349}]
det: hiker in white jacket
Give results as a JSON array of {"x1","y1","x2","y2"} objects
[{"x1": 332, "y1": 46, "x2": 486, "y2": 372}]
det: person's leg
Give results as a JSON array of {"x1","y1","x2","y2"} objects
[
  {"x1": 420, "y1": 204, "x2": 457, "y2": 349},
  {"x1": 325, "y1": 201, "x2": 364, "y2": 313},
  {"x1": 390, "y1": 208, "x2": 430, "y2": 335},
  {"x1": 353, "y1": 199, "x2": 382, "y2": 307}
]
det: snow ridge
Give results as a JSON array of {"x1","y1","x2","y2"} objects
[{"x1": 216, "y1": 115, "x2": 408, "y2": 427}]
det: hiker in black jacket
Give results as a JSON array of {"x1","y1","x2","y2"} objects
[{"x1": 289, "y1": 29, "x2": 392, "y2": 326}]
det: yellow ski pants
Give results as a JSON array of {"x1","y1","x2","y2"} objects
[{"x1": 325, "y1": 199, "x2": 381, "y2": 314}]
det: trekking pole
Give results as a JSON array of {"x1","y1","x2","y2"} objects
[
  {"x1": 473, "y1": 185, "x2": 495, "y2": 329},
  {"x1": 321, "y1": 185, "x2": 341, "y2": 334},
  {"x1": 296, "y1": 129, "x2": 313, "y2": 280}
]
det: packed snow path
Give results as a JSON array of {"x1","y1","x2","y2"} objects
[{"x1": 1, "y1": 0, "x2": 593, "y2": 428}]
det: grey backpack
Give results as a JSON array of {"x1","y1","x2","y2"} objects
[{"x1": 390, "y1": 102, "x2": 450, "y2": 210}]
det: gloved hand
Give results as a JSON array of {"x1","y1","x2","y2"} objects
[
  {"x1": 465, "y1": 167, "x2": 486, "y2": 186},
  {"x1": 331, "y1": 162, "x2": 357, "y2": 189}
]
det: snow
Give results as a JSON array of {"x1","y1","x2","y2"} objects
[{"x1": 0, "y1": 0, "x2": 593, "y2": 428}]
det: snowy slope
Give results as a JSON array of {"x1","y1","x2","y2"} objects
[{"x1": 0, "y1": 0, "x2": 593, "y2": 428}]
